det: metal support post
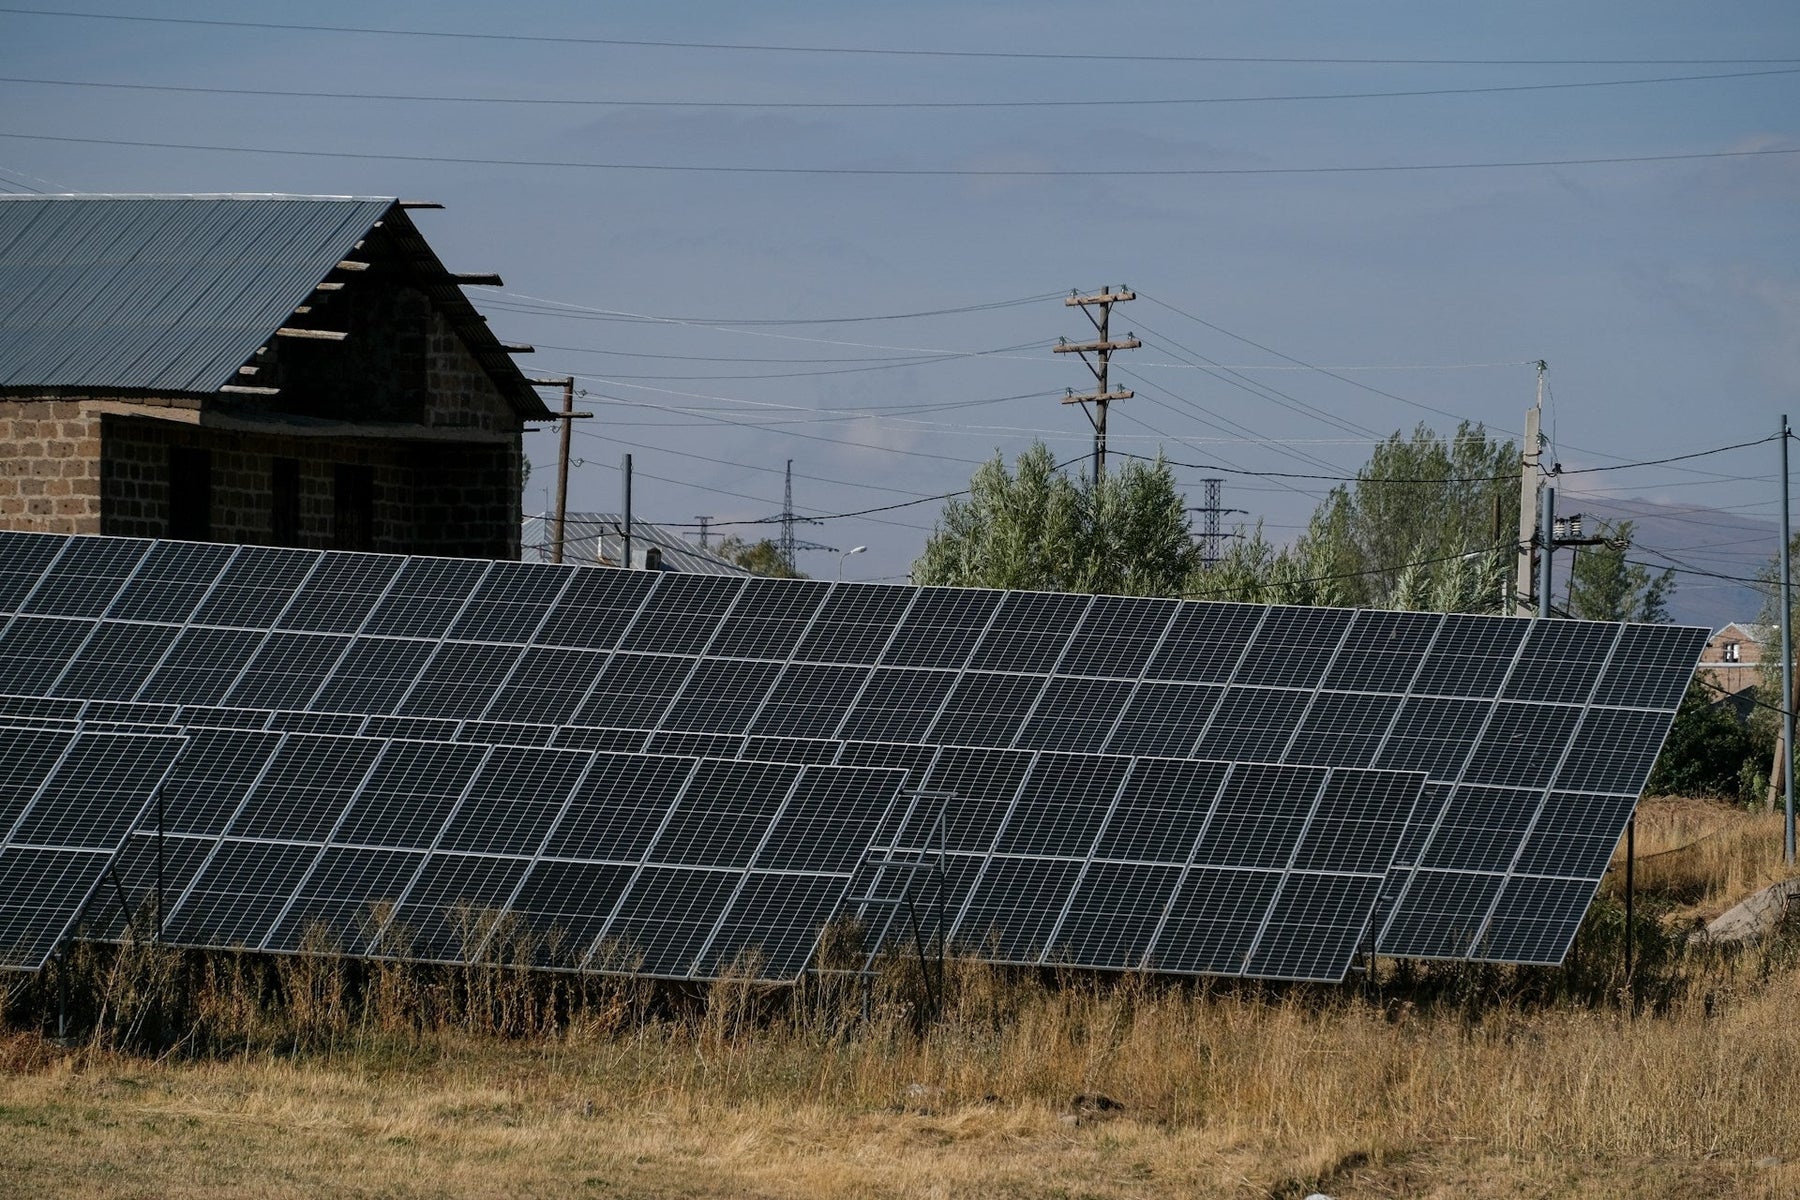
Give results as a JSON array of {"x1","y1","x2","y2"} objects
[
  {"x1": 1781, "y1": 414, "x2": 1795, "y2": 863},
  {"x1": 620, "y1": 452, "x2": 633, "y2": 570},
  {"x1": 1538, "y1": 483, "x2": 1555, "y2": 618},
  {"x1": 1624, "y1": 815, "x2": 1635, "y2": 980}
]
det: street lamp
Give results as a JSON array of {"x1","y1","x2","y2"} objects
[{"x1": 837, "y1": 545, "x2": 867, "y2": 581}]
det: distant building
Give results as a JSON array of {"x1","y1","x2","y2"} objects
[
  {"x1": 1697, "y1": 621, "x2": 1771, "y2": 708},
  {"x1": 523, "y1": 512, "x2": 753, "y2": 576},
  {"x1": 0, "y1": 194, "x2": 551, "y2": 558}
]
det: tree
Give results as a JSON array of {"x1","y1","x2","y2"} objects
[
  {"x1": 913, "y1": 442, "x2": 1198, "y2": 594},
  {"x1": 716, "y1": 536, "x2": 805, "y2": 579},
  {"x1": 1294, "y1": 421, "x2": 1517, "y2": 609},
  {"x1": 1564, "y1": 520, "x2": 1672, "y2": 622},
  {"x1": 1646, "y1": 678, "x2": 1755, "y2": 799}
]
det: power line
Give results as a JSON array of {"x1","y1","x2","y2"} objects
[
  {"x1": 1138, "y1": 292, "x2": 1482, "y2": 425},
  {"x1": 7, "y1": 10, "x2": 1795, "y2": 65},
  {"x1": 1116, "y1": 432, "x2": 1780, "y2": 484},
  {"x1": 1556, "y1": 434, "x2": 1784, "y2": 474},
  {"x1": 491, "y1": 291, "x2": 1059, "y2": 326},
  {"x1": 5, "y1": 67, "x2": 1795, "y2": 109},
  {"x1": 6, "y1": 129, "x2": 1796, "y2": 177},
  {"x1": 672, "y1": 455, "x2": 1094, "y2": 529}
]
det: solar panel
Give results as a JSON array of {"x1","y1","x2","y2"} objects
[
  {"x1": 66, "y1": 726, "x2": 914, "y2": 982},
  {"x1": 0, "y1": 532, "x2": 1706, "y2": 978},
  {"x1": 0, "y1": 728, "x2": 186, "y2": 969}
]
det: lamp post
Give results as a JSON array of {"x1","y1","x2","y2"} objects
[{"x1": 836, "y1": 545, "x2": 867, "y2": 582}]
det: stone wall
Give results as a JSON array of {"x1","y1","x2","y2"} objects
[
  {"x1": 98, "y1": 415, "x2": 521, "y2": 559},
  {"x1": 423, "y1": 308, "x2": 520, "y2": 433},
  {"x1": 0, "y1": 400, "x2": 104, "y2": 534}
]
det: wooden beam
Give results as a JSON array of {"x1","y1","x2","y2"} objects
[
  {"x1": 1062, "y1": 389, "x2": 1133, "y2": 405},
  {"x1": 502, "y1": 343, "x2": 535, "y2": 354},
  {"x1": 291, "y1": 305, "x2": 311, "y2": 315},
  {"x1": 314, "y1": 281, "x2": 345, "y2": 292},
  {"x1": 334, "y1": 260, "x2": 370, "y2": 272},
  {"x1": 236, "y1": 365, "x2": 259, "y2": 376},
  {"x1": 276, "y1": 327, "x2": 348, "y2": 341},
  {"x1": 453, "y1": 272, "x2": 504, "y2": 286},
  {"x1": 219, "y1": 385, "x2": 280, "y2": 396},
  {"x1": 399, "y1": 200, "x2": 444, "y2": 209}
]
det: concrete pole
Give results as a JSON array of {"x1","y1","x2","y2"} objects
[{"x1": 1515, "y1": 364, "x2": 1545, "y2": 614}]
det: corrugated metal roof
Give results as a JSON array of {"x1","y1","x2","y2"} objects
[
  {"x1": 0, "y1": 195, "x2": 550, "y2": 417},
  {"x1": 0, "y1": 195, "x2": 394, "y2": 392},
  {"x1": 522, "y1": 512, "x2": 755, "y2": 576}
]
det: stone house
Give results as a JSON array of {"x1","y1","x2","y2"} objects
[
  {"x1": 1697, "y1": 621, "x2": 1772, "y2": 709},
  {"x1": 0, "y1": 194, "x2": 551, "y2": 558}
]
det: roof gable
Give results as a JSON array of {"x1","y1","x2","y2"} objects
[{"x1": 0, "y1": 195, "x2": 548, "y2": 417}]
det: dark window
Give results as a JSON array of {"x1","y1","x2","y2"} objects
[
  {"x1": 168, "y1": 447, "x2": 212, "y2": 541},
  {"x1": 333, "y1": 464, "x2": 374, "y2": 551},
  {"x1": 271, "y1": 458, "x2": 301, "y2": 546}
]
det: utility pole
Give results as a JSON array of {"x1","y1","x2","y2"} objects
[
  {"x1": 1054, "y1": 286, "x2": 1140, "y2": 482},
  {"x1": 527, "y1": 376, "x2": 588, "y2": 564},
  {"x1": 695, "y1": 516, "x2": 711, "y2": 550},
  {"x1": 1515, "y1": 360, "x2": 1546, "y2": 614}
]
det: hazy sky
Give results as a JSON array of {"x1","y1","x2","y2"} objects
[{"x1": 2, "y1": 2, "x2": 1795, "y2": 624}]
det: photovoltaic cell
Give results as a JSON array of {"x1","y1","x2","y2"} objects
[
  {"x1": 276, "y1": 552, "x2": 404, "y2": 633},
  {"x1": 880, "y1": 587, "x2": 1002, "y2": 669},
  {"x1": 0, "y1": 531, "x2": 69, "y2": 614},
  {"x1": 362, "y1": 556, "x2": 491, "y2": 638},
  {"x1": 707, "y1": 577, "x2": 830, "y2": 661},
  {"x1": 793, "y1": 582, "x2": 913, "y2": 665},
  {"x1": 51, "y1": 621, "x2": 180, "y2": 700},
  {"x1": 533, "y1": 566, "x2": 658, "y2": 650},
  {"x1": 17, "y1": 536, "x2": 148, "y2": 618},
  {"x1": 191, "y1": 546, "x2": 318, "y2": 628},
  {"x1": 106, "y1": 540, "x2": 234, "y2": 623},
  {"x1": 0, "y1": 728, "x2": 186, "y2": 969}
]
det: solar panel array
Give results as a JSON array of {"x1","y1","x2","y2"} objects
[
  {"x1": 0, "y1": 719, "x2": 919, "y2": 981},
  {"x1": 0, "y1": 531, "x2": 1705, "y2": 977}
]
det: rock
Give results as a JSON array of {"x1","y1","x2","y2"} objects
[{"x1": 1697, "y1": 879, "x2": 1800, "y2": 944}]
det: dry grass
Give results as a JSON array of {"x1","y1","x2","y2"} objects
[
  {"x1": 2, "y1": 795, "x2": 1798, "y2": 1199},
  {"x1": 1614, "y1": 795, "x2": 1793, "y2": 920},
  {"x1": 3, "y1": 954, "x2": 1799, "y2": 1199}
]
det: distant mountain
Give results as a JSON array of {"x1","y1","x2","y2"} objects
[{"x1": 1564, "y1": 494, "x2": 1777, "y2": 631}]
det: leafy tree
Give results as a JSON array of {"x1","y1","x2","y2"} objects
[
  {"x1": 913, "y1": 443, "x2": 1198, "y2": 594},
  {"x1": 1191, "y1": 522, "x2": 1354, "y2": 607},
  {"x1": 1564, "y1": 520, "x2": 1673, "y2": 622},
  {"x1": 1646, "y1": 678, "x2": 1755, "y2": 798},
  {"x1": 1295, "y1": 421, "x2": 1516, "y2": 609},
  {"x1": 716, "y1": 535, "x2": 805, "y2": 579}
]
